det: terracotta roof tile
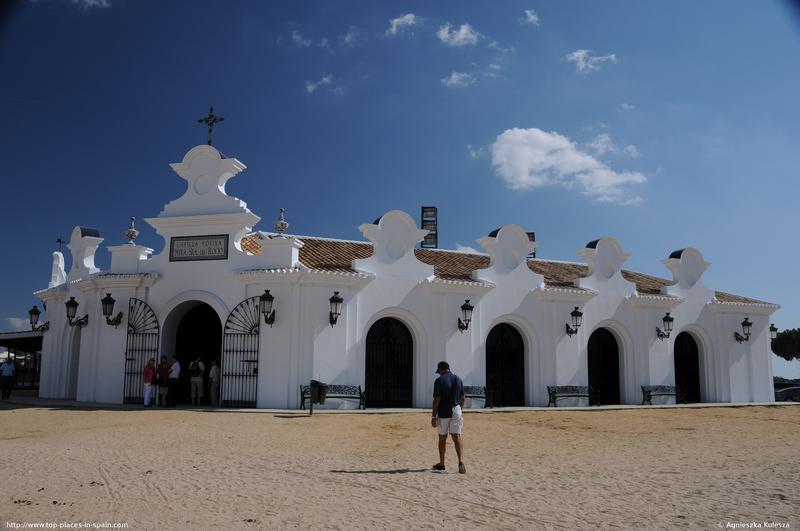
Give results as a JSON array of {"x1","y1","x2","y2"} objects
[{"x1": 239, "y1": 234, "x2": 771, "y2": 305}]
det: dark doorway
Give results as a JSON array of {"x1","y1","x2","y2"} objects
[
  {"x1": 486, "y1": 323, "x2": 525, "y2": 406},
  {"x1": 674, "y1": 332, "x2": 701, "y2": 403},
  {"x1": 365, "y1": 317, "x2": 413, "y2": 408},
  {"x1": 588, "y1": 328, "x2": 620, "y2": 405},
  {"x1": 174, "y1": 303, "x2": 222, "y2": 405}
]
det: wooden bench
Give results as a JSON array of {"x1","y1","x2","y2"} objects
[
  {"x1": 641, "y1": 385, "x2": 687, "y2": 405},
  {"x1": 547, "y1": 385, "x2": 591, "y2": 407},
  {"x1": 299, "y1": 384, "x2": 365, "y2": 410},
  {"x1": 463, "y1": 385, "x2": 492, "y2": 408}
]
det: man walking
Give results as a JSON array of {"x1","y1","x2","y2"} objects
[
  {"x1": 431, "y1": 361, "x2": 466, "y2": 474},
  {"x1": 143, "y1": 358, "x2": 156, "y2": 407},
  {"x1": 208, "y1": 360, "x2": 220, "y2": 407},
  {"x1": 167, "y1": 356, "x2": 180, "y2": 407},
  {"x1": 0, "y1": 357, "x2": 15, "y2": 400}
]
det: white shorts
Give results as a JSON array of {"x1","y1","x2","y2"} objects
[{"x1": 437, "y1": 406, "x2": 463, "y2": 435}]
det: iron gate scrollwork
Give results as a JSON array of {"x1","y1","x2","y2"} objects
[
  {"x1": 221, "y1": 296, "x2": 260, "y2": 408},
  {"x1": 124, "y1": 298, "x2": 160, "y2": 404}
]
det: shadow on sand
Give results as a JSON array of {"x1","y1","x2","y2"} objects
[{"x1": 330, "y1": 468, "x2": 428, "y2": 475}]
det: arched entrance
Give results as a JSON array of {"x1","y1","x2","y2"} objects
[
  {"x1": 674, "y1": 332, "x2": 701, "y2": 403},
  {"x1": 173, "y1": 303, "x2": 222, "y2": 405},
  {"x1": 66, "y1": 327, "x2": 81, "y2": 400},
  {"x1": 365, "y1": 317, "x2": 413, "y2": 408},
  {"x1": 588, "y1": 328, "x2": 620, "y2": 405},
  {"x1": 486, "y1": 323, "x2": 525, "y2": 406}
]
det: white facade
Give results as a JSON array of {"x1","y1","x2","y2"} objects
[{"x1": 34, "y1": 145, "x2": 779, "y2": 408}]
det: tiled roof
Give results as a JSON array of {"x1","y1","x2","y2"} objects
[{"x1": 240, "y1": 234, "x2": 770, "y2": 305}]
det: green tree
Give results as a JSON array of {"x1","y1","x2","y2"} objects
[{"x1": 771, "y1": 328, "x2": 800, "y2": 361}]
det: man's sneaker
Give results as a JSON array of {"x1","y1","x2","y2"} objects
[
  {"x1": 458, "y1": 462, "x2": 466, "y2": 474},
  {"x1": 432, "y1": 463, "x2": 446, "y2": 471}
]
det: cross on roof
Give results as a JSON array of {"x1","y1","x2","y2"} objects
[
  {"x1": 56, "y1": 237, "x2": 64, "y2": 251},
  {"x1": 197, "y1": 106, "x2": 225, "y2": 146}
]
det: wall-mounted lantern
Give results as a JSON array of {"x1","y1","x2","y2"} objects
[
  {"x1": 28, "y1": 305, "x2": 49, "y2": 332},
  {"x1": 656, "y1": 312, "x2": 674, "y2": 340},
  {"x1": 329, "y1": 291, "x2": 343, "y2": 327},
  {"x1": 65, "y1": 297, "x2": 88, "y2": 328},
  {"x1": 101, "y1": 293, "x2": 124, "y2": 328},
  {"x1": 565, "y1": 306, "x2": 583, "y2": 337},
  {"x1": 260, "y1": 289, "x2": 276, "y2": 327},
  {"x1": 769, "y1": 323, "x2": 778, "y2": 340},
  {"x1": 457, "y1": 299, "x2": 474, "y2": 333},
  {"x1": 734, "y1": 317, "x2": 752, "y2": 343}
]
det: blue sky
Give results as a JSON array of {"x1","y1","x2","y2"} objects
[{"x1": 1, "y1": 0, "x2": 799, "y2": 376}]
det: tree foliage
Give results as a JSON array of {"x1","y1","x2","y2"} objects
[{"x1": 771, "y1": 328, "x2": 800, "y2": 361}]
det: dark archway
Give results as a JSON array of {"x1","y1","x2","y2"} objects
[
  {"x1": 365, "y1": 317, "x2": 413, "y2": 408},
  {"x1": 588, "y1": 328, "x2": 620, "y2": 405},
  {"x1": 174, "y1": 303, "x2": 222, "y2": 405},
  {"x1": 674, "y1": 332, "x2": 701, "y2": 403},
  {"x1": 486, "y1": 323, "x2": 525, "y2": 406},
  {"x1": 67, "y1": 327, "x2": 82, "y2": 400}
]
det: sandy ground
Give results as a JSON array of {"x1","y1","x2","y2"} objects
[{"x1": 0, "y1": 403, "x2": 797, "y2": 530}]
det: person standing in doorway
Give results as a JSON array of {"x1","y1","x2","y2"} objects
[
  {"x1": 143, "y1": 358, "x2": 156, "y2": 407},
  {"x1": 167, "y1": 355, "x2": 180, "y2": 407},
  {"x1": 157, "y1": 356, "x2": 170, "y2": 407},
  {"x1": 431, "y1": 361, "x2": 466, "y2": 474},
  {"x1": 0, "y1": 357, "x2": 15, "y2": 400},
  {"x1": 208, "y1": 360, "x2": 220, "y2": 407},
  {"x1": 189, "y1": 356, "x2": 205, "y2": 406}
]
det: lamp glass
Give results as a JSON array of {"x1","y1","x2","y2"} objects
[
  {"x1": 461, "y1": 300, "x2": 474, "y2": 323},
  {"x1": 101, "y1": 293, "x2": 115, "y2": 318},
  {"x1": 65, "y1": 297, "x2": 78, "y2": 320},
  {"x1": 571, "y1": 307, "x2": 583, "y2": 328},
  {"x1": 29, "y1": 306, "x2": 40, "y2": 327},
  {"x1": 259, "y1": 290, "x2": 274, "y2": 316},
  {"x1": 663, "y1": 312, "x2": 674, "y2": 333},
  {"x1": 741, "y1": 317, "x2": 752, "y2": 337},
  {"x1": 329, "y1": 291, "x2": 343, "y2": 317},
  {"x1": 770, "y1": 324, "x2": 778, "y2": 340}
]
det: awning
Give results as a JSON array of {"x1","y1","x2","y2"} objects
[{"x1": 0, "y1": 330, "x2": 43, "y2": 352}]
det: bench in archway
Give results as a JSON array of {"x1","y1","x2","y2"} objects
[
  {"x1": 641, "y1": 385, "x2": 687, "y2": 405},
  {"x1": 547, "y1": 385, "x2": 592, "y2": 407},
  {"x1": 299, "y1": 384, "x2": 365, "y2": 410}
]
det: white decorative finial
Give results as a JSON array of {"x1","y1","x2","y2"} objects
[
  {"x1": 125, "y1": 217, "x2": 139, "y2": 245},
  {"x1": 274, "y1": 208, "x2": 289, "y2": 236}
]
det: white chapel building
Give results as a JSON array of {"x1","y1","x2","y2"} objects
[{"x1": 32, "y1": 144, "x2": 779, "y2": 408}]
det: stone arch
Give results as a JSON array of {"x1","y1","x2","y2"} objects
[
  {"x1": 674, "y1": 325, "x2": 712, "y2": 403},
  {"x1": 485, "y1": 314, "x2": 539, "y2": 406},
  {"x1": 362, "y1": 308, "x2": 427, "y2": 408},
  {"x1": 587, "y1": 320, "x2": 634, "y2": 405},
  {"x1": 159, "y1": 290, "x2": 228, "y2": 359}
]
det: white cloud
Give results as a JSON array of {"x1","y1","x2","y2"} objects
[
  {"x1": 467, "y1": 144, "x2": 484, "y2": 159},
  {"x1": 623, "y1": 144, "x2": 640, "y2": 158},
  {"x1": 456, "y1": 244, "x2": 482, "y2": 254},
  {"x1": 441, "y1": 71, "x2": 476, "y2": 88},
  {"x1": 587, "y1": 133, "x2": 616, "y2": 156},
  {"x1": 520, "y1": 9, "x2": 540, "y2": 26},
  {"x1": 566, "y1": 49, "x2": 617, "y2": 74},
  {"x1": 488, "y1": 41, "x2": 516, "y2": 55},
  {"x1": 318, "y1": 37, "x2": 331, "y2": 51},
  {"x1": 291, "y1": 30, "x2": 312, "y2": 48},
  {"x1": 490, "y1": 127, "x2": 646, "y2": 205},
  {"x1": 5, "y1": 317, "x2": 28, "y2": 332},
  {"x1": 437, "y1": 23, "x2": 480, "y2": 47},
  {"x1": 339, "y1": 27, "x2": 360, "y2": 47},
  {"x1": 306, "y1": 75, "x2": 333, "y2": 94},
  {"x1": 72, "y1": 0, "x2": 111, "y2": 8},
  {"x1": 386, "y1": 13, "x2": 419, "y2": 36},
  {"x1": 488, "y1": 63, "x2": 502, "y2": 71},
  {"x1": 620, "y1": 102, "x2": 635, "y2": 111}
]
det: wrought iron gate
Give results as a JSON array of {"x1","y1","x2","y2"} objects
[
  {"x1": 124, "y1": 298, "x2": 160, "y2": 404},
  {"x1": 221, "y1": 296, "x2": 260, "y2": 408}
]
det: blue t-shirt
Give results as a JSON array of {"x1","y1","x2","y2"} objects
[
  {"x1": 1, "y1": 362, "x2": 14, "y2": 377},
  {"x1": 433, "y1": 372, "x2": 463, "y2": 418}
]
